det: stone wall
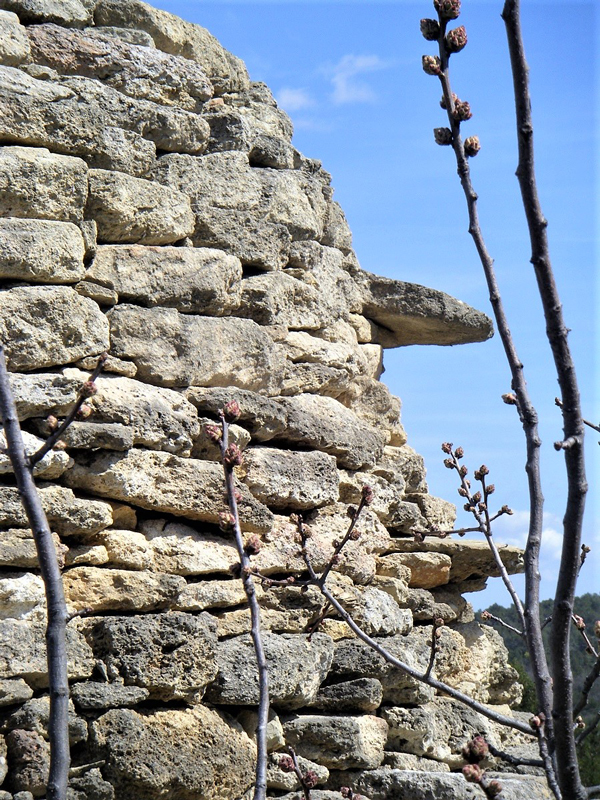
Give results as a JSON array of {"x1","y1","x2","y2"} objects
[{"x1": 0, "y1": 2, "x2": 551, "y2": 798}]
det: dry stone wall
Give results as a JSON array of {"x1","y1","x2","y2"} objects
[{"x1": 0, "y1": 2, "x2": 551, "y2": 798}]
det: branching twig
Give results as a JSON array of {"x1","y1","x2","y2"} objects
[
  {"x1": 573, "y1": 655, "x2": 600, "y2": 719},
  {"x1": 480, "y1": 610, "x2": 523, "y2": 638},
  {"x1": 576, "y1": 711, "x2": 600, "y2": 748},
  {"x1": 486, "y1": 740, "x2": 543, "y2": 768},
  {"x1": 0, "y1": 345, "x2": 70, "y2": 800}
]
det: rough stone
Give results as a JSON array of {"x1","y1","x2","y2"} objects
[
  {"x1": 0, "y1": 146, "x2": 88, "y2": 222},
  {"x1": 374, "y1": 444, "x2": 428, "y2": 494},
  {"x1": 63, "y1": 566, "x2": 186, "y2": 613},
  {"x1": 87, "y1": 169, "x2": 194, "y2": 245},
  {"x1": 225, "y1": 82, "x2": 293, "y2": 140},
  {"x1": 94, "y1": 0, "x2": 250, "y2": 94},
  {"x1": 0, "y1": 285, "x2": 109, "y2": 371},
  {"x1": 0, "y1": 678, "x2": 34, "y2": 707},
  {"x1": 0, "y1": 529, "x2": 64, "y2": 570},
  {"x1": 89, "y1": 705, "x2": 255, "y2": 800},
  {"x1": 0, "y1": 10, "x2": 30, "y2": 66},
  {"x1": 0, "y1": 429, "x2": 72, "y2": 479},
  {"x1": 34, "y1": 420, "x2": 133, "y2": 451},
  {"x1": 283, "y1": 714, "x2": 388, "y2": 770},
  {"x1": 377, "y1": 552, "x2": 452, "y2": 590},
  {"x1": 108, "y1": 304, "x2": 286, "y2": 393},
  {"x1": 28, "y1": 23, "x2": 213, "y2": 110},
  {"x1": 205, "y1": 632, "x2": 334, "y2": 710},
  {"x1": 6, "y1": 696, "x2": 87, "y2": 745},
  {"x1": 72, "y1": 682, "x2": 146, "y2": 711},
  {"x1": 240, "y1": 447, "x2": 339, "y2": 510},
  {"x1": 0, "y1": 573, "x2": 47, "y2": 621},
  {"x1": 67, "y1": 768, "x2": 116, "y2": 800},
  {"x1": 0, "y1": 485, "x2": 113, "y2": 535},
  {"x1": 268, "y1": 752, "x2": 329, "y2": 791},
  {"x1": 192, "y1": 417, "x2": 250, "y2": 461},
  {"x1": 86, "y1": 613, "x2": 218, "y2": 702},
  {"x1": 0, "y1": 0, "x2": 94, "y2": 26},
  {"x1": 64, "y1": 369, "x2": 200, "y2": 456},
  {"x1": 75, "y1": 279, "x2": 118, "y2": 305},
  {"x1": 309, "y1": 677, "x2": 383, "y2": 713},
  {"x1": 0, "y1": 218, "x2": 86, "y2": 283},
  {"x1": 381, "y1": 753, "x2": 451, "y2": 771},
  {"x1": 7, "y1": 372, "x2": 81, "y2": 421},
  {"x1": 86, "y1": 244, "x2": 242, "y2": 314},
  {"x1": 6, "y1": 728, "x2": 49, "y2": 798},
  {"x1": 64, "y1": 449, "x2": 273, "y2": 532},
  {"x1": 0, "y1": 618, "x2": 94, "y2": 687},
  {"x1": 408, "y1": 493, "x2": 456, "y2": 531},
  {"x1": 237, "y1": 708, "x2": 285, "y2": 752},
  {"x1": 86, "y1": 24, "x2": 156, "y2": 47}
]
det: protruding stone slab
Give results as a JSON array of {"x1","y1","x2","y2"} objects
[
  {"x1": 71, "y1": 682, "x2": 150, "y2": 710},
  {"x1": 28, "y1": 23, "x2": 213, "y2": 110},
  {"x1": 63, "y1": 449, "x2": 274, "y2": 532},
  {"x1": 0, "y1": 218, "x2": 85, "y2": 283},
  {"x1": 0, "y1": 485, "x2": 113, "y2": 535},
  {"x1": 283, "y1": 714, "x2": 388, "y2": 769},
  {"x1": 0, "y1": 429, "x2": 72, "y2": 478},
  {"x1": 0, "y1": 10, "x2": 31, "y2": 65},
  {"x1": 0, "y1": 285, "x2": 109, "y2": 371},
  {"x1": 86, "y1": 244, "x2": 242, "y2": 313},
  {"x1": 355, "y1": 270, "x2": 494, "y2": 347},
  {"x1": 108, "y1": 305, "x2": 286, "y2": 393},
  {"x1": 0, "y1": 0, "x2": 94, "y2": 26},
  {"x1": 87, "y1": 169, "x2": 194, "y2": 245},
  {"x1": 0, "y1": 146, "x2": 88, "y2": 222},
  {"x1": 63, "y1": 566, "x2": 185, "y2": 613},
  {"x1": 309, "y1": 678, "x2": 383, "y2": 713},
  {"x1": 377, "y1": 552, "x2": 452, "y2": 590}
]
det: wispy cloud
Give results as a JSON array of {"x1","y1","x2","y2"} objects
[
  {"x1": 324, "y1": 54, "x2": 389, "y2": 105},
  {"x1": 276, "y1": 87, "x2": 315, "y2": 112}
]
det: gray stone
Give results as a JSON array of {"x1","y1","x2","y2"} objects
[
  {"x1": 28, "y1": 23, "x2": 213, "y2": 111},
  {"x1": 201, "y1": 105, "x2": 253, "y2": 153},
  {"x1": 184, "y1": 386, "x2": 288, "y2": 440},
  {"x1": 34, "y1": 420, "x2": 134, "y2": 451},
  {"x1": 90, "y1": 706, "x2": 255, "y2": 800},
  {"x1": 320, "y1": 199, "x2": 353, "y2": 252},
  {"x1": 7, "y1": 372, "x2": 81, "y2": 420},
  {"x1": 87, "y1": 23, "x2": 154, "y2": 45},
  {"x1": 67, "y1": 768, "x2": 115, "y2": 800},
  {"x1": 309, "y1": 677, "x2": 383, "y2": 713},
  {"x1": 6, "y1": 696, "x2": 87, "y2": 745},
  {"x1": 75, "y1": 280, "x2": 118, "y2": 305},
  {"x1": 192, "y1": 417, "x2": 250, "y2": 461},
  {"x1": 353, "y1": 769, "x2": 552, "y2": 800},
  {"x1": 63, "y1": 449, "x2": 274, "y2": 533},
  {"x1": 94, "y1": 0, "x2": 250, "y2": 95},
  {"x1": 206, "y1": 632, "x2": 334, "y2": 710},
  {"x1": 108, "y1": 304, "x2": 286, "y2": 393},
  {"x1": 0, "y1": 485, "x2": 113, "y2": 535},
  {"x1": 268, "y1": 752, "x2": 328, "y2": 791},
  {"x1": 0, "y1": 146, "x2": 88, "y2": 222},
  {"x1": 0, "y1": 0, "x2": 94, "y2": 26},
  {"x1": 226, "y1": 82, "x2": 294, "y2": 141},
  {"x1": 249, "y1": 133, "x2": 296, "y2": 169},
  {"x1": 87, "y1": 169, "x2": 194, "y2": 245},
  {"x1": 0, "y1": 218, "x2": 86, "y2": 283},
  {"x1": 86, "y1": 613, "x2": 218, "y2": 702},
  {"x1": 0, "y1": 529, "x2": 63, "y2": 570},
  {"x1": 355, "y1": 269, "x2": 494, "y2": 347},
  {"x1": 0, "y1": 677, "x2": 33, "y2": 706},
  {"x1": 64, "y1": 369, "x2": 200, "y2": 456},
  {"x1": 373, "y1": 444, "x2": 428, "y2": 494},
  {"x1": 381, "y1": 753, "x2": 451, "y2": 771},
  {"x1": 283, "y1": 714, "x2": 388, "y2": 770},
  {"x1": 6, "y1": 728, "x2": 49, "y2": 797},
  {"x1": 240, "y1": 447, "x2": 339, "y2": 510},
  {"x1": 237, "y1": 708, "x2": 285, "y2": 752},
  {"x1": 0, "y1": 619, "x2": 94, "y2": 688},
  {"x1": 86, "y1": 244, "x2": 242, "y2": 313},
  {"x1": 0, "y1": 285, "x2": 109, "y2": 371},
  {"x1": 0, "y1": 429, "x2": 72, "y2": 479},
  {"x1": 0, "y1": 10, "x2": 30, "y2": 65}
]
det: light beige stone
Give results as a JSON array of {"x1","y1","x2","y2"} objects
[
  {"x1": 0, "y1": 218, "x2": 86, "y2": 283},
  {"x1": 374, "y1": 444, "x2": 428, "y2": 494},
  {"x1": 86, "y1": 169, "x2": 194, "y2": 244},
  {"x1": 377, "y1": 552, "x2": 452, "y2": 590},
  {"x1": 0, "y1": 10, "x2": 30, "y2": 65},
  {"x1": 192, "y1": 417, "x2": 250, "y2": 460},
  {"x1": 268, "y1": 752, "x2": 329, "y2": 790},
  {"x1": 0, "y1": 573, "x2": 46, "y2": 620},
  {"x1": 176, "y1": 578, "x2": 250, "y2": 611},
  {"x1": 7, "y1": 372, "x2": 81, "y2": 421},
  {"x1": 86, "y1": 244, "x2": 242, "y2": 313},
  {"x1": 63, "y1": 449, "x2": 273, "y2": 532},
  {"x1": 63, "y1": 566, "x2": 185, "y2": 613},
  {"x1": 0, "y1": 485, "x2": 113, "y2": 535},
  {"x1": 0, "y1": 429, "x2": 72, "y2": 479},
  {"x1": 237, "y1": 708, "x2": 285, "y2": 752},
  {"x1": 140, "y1": 519, "x2": 239, "y2": 575},
  {"x1": 0, "y1": 529, "x2": 64, "y2": 570},
  {"x1": 283, "y1": 714, "x2": 388, "y2": 769},
  {"x1": 0, "y1": 285, "x2": 109, "y2": 371},
  {"x1": 108, "y1": 304, "x2": 286, "y2": 392},
  {"x1": 0, "y1": 146, "x2": 88, "y2": 222}
]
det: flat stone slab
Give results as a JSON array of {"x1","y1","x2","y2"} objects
[
  {"x1": 0, "y1": 218, "x2": 85, "y2": 283},
  {"x1": 283, "y1": 713, "x2": 388, "y2": 769}
]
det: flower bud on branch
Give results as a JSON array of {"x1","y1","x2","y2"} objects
[
  {"x1": 434, "y1": 127, "x2": 453, "y2": 145},
  {"x1": 464, "y1": 135, "x2": 481, "y2": 157},
  {"x1": 446, "y1": 25, "x2": 467, "y2": 53},
  {"x1": 422, "y1": 55, "x2": 442, "y2": 76},
  {"x1": 434, "y1": 0, "x2": 461, "y2": 19},
  {"x1": 420, "y1": 18, "x2": 440, "y2": 40},
  {"x1": 222, "y1": 399, "x2": 241, "y2": 422}
]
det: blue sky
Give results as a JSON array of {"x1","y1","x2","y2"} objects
[{"x1": 156, "y1": 1, "x2": 597, "y2": 607}]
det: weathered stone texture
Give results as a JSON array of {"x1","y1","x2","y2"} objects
[
  {"x1": 0, "y1": 10, "x2": 30, "y2": 65},
  {"x1": 0, "y1": 218, "x2": 86, "y2": 283}
]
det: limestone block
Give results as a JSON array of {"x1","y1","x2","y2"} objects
[
  {"x1": 0, "y1": 10, "x2": 30, "y2": 65},
  {"x1": 0, "y1": 678, "x2": 33, "y2": 707},
  {"x1": 0, "y1": 0, "x2": 94, "y2": 26},
  {"x1": 338, "y1": 470, "x2": 411, "y2": 529},
  {"x1": 63, "y1": 449, "x2": 274, "y2": 532},
  {"x1": 206, "y1": 632, "x2": 333, "y2": 710},
  {"x1": 192, "y1": 417, "x2": 250, "y2": 460},
  {"x1": 0, "y1": 529, "x2": 63, "y2": 570},
  {"x1": 309, "y1": 678, "x2": 383, "y2": 713},
  {"x1": 89, "y1": 706, "x2": 255, "y2": 800},
  {"x1": 91, "y1": 530, "x2": 154, "y2": 571},
  {"x1": 320, "y1": 199, "x2": 353, "y2": 252},
  {"x1": 377, "y1": 552, "x2": 452, "y2": 590},
  {"x1": 86, "y1": 244, "x2": 242, "y2": 314},
  {"x1": 238, "y1": 271, "x2": 327, "y2": 329},
  {"x1": 75, "y1": 352, "x2": 136, "y2": 377},
  {"x1": 0, "y1": 485, "x2": 113, "y2": 535},
  {"x1": 405, "y1": 586, "x2": 472, "y2": 624},
  {"x1": 68, "y1": 767, "x2": 117, "y2": 800},
  {"x1": 70, "y1": 682, "x2": 150, "y2": 710},
  {"x1": 226, "y1": 82, "x2": 294, "y2": 140},
  {"x1": 268, "y1": 752, "x2": 329, "y2": 791},
  {"x1": 86, "y1": 169, "x2": 194, "y2": 245},
  {"x1": 281, "y1": 331, "x2": 370, "y2": 396},
  {"x1": 108, "y1": 305, "x2": 286, "y2": 393},
  {"x1": 8, "y1": 372, "x2": 81, "y2": 420},
  {"x1": 140, "y1": 519, "x2": 239, "y2": 575},
  {"x1": 6, "y1": 696, "x2": 87, "y2": 744},
  {"x1": 200, "y1": 106, "x2": 254, "y2": 154},
  {"x1": 382, "y1": 698, "x2": 531, "y2": 768},
  {"x1": 64, "y1": 369, "x2": 200, "y2": 456},
  {"x1": 185, "y1": 386, "x2": 288, "y2": 440},
  {"x1": 370, "y1": 575, "x2": 410, "y2": 606},
  {"x1": 176, "y1": 577, "x2": 249, "y2": 611},
  {"x1": 0, "y1": 146, "x2": 88, "y2": 222},
  {"x1": 0, "y1": 285, "x2": 109, "y2": 371},
  {"x1": 0, "y1": 429, "x2": 72, "y2": 479},
  {"x1": 330, "y1": 635, "x2": 434, "y2": 705},
  {"x1": 353, "y1": 769, "x2": 553, "y2": 800},
  {"x1": 34, "y1": 420, "x2": 133, "y2": 452},
  {"x1": 0, "y1": 218, "x2": 86, "y2": 283},
  {"x1": 0, "y1": 618, "x2": 94, "y2": 687},
  {"x1": 283, "y1": 714, "x2": 388, "y2": 769},
  {"x1": 338, "y1": 376, "x2": 403, "y2": 439},
  {"x1": 94, "y1": 0, "x2": 250, "y2": 94},
  {"x1": 249, "y1": 133, "x2": 296, "y2": 170},
  {"x1": 75, "y1": 279, "x2": 118, "y2": 305},
  {"x1": 86, "y1": 612, "x2": 218, "y2": 702},
  {"x1": 407, "y1": 493, "x2": 456, "y2": 531},
  {"x1": 0, "y1": 573, "x2": 46, "y2": 620},
  {"x1": 0, "y1": 66, "x2": 156, "y2": 177},
  {"x1": 381, "y1": 753, "x2": 451, "y2": 771},
  {"x1": 65, "y1": 543, "x2": 109, "y2": 567},
  {"x1": 85, "y1": 25, "x2": 156, "y2": 48},
  {"x1": 355, "y1": 269, "x2": 494, "y2": 347},
  {"x1": 63, "y1": 566, "x2": 185, "y2": 613},
  {"x1": 237, "y1": 708, "x2": 285, "y2": 752},
  {"x1": 373, "y1": 444, "x2": 428, "y2": 494},
  {"x1": 6, "y1": 728, "x2": 49, "y2": 797},
  {"x1": 28, "y1": 23, "x2": 213, "y2": 110},
  {"x1": 240, "y1": 447, "x2": 339, "y2": 510}
]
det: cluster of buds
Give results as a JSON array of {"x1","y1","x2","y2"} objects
[
  {"x1": 463, "y1": 734, "x2": 489, "y2": 763},
  {"x1": 446, "y1": 25, "x2": 467, "y2": 53},
  {"x1": 204, "y1": 423, "x2": 222, "y2": 443},
  {"x1": 529, "y1": 712, "x2": 546, "y2": 730},
  {"x1": 422, "y1": 55, "x2": 442, "y2": 76},
  {"x1": 45, "y1": 414, "x2": 59, "y2": 432},
  {"x1": 464, "y1": 135, "x2": 481, "y2": 157},
  {"x1": 218, "y1": 510, "x2": 236, "y2": 532},
  {"x1": 434, "y1": 0, "x2": 461, "y2": 19},
  {"x1": 420, "y1": 18, "x2": 440, "y2": 41},
  {"x1": 223, "y1": 443, "x2": 244, "y2": 468},
  {"x1": 434, "y1": 127, "x2": 452, "y2": 146},
  {"x1": 502, "y1": 393, "x2": 518, "y2": 405},
  {"x1": 573, "y1": 614, "x2": 586, "y2": 631},
  {"x1": 433, "y1": 616, "x2": 445, "y2": 638},
  {"x1": 222, "y1": 399, "x2": 241, "y2": 423},
  {"x1": 452, "y1": 98, "x2": 472, "y2": 121},
  {"x1": 244, "y1": 534, "x2": 261, "y2": 556},
  {"x1": 75, "y1": 403, "x2": 93, "y2": 420},
  {"x1": 81, "y1": 380, "x2": 98, "y2": 398},
  {"x1": 474, "y1": 465, "x2": 489, "y2": 481},
  {"x1": 361, "y1": 484, "x2": 374, "y2": 506}
]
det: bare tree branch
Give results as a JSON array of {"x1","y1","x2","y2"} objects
[{"x1": 0, "y1": 345, "x2": 70, "y2": 800}]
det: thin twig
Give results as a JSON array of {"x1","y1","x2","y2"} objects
[
  {"x1": 573, "y1": 656, "x2": 600, "y2": 719},
  {"x1": 480, "y1": 610, "x2": 523, "y2": 637},
  {"x1": 425, "y1": 617, "x2": 444, "y2": 680},
  {"x1": 576, "y1": 711, "x2": 600, "y2": 747},
  {"x1": 486, "y1": 741, "x2": 543, "y2": 768},
  {"x1": 0, "y1": 345, "x2": 70, "y2": 800},
  {"x1": 286, "y1": 746, "x2": 311, "y2": 800}
]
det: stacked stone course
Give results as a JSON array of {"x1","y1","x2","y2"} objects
[{"x1": 0, "y1": 1, "x2": 551, "y2": 798}]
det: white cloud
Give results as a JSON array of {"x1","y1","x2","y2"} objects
[
  {"x1": 324, "y1": 54, "x2": 389, "y2": 105},
  {"x1": 276, "y1": 87, "x2": 314, "y2": 112},
  {"x1": 491, "y1": 509, "x2": 563, "y2": 556}
]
